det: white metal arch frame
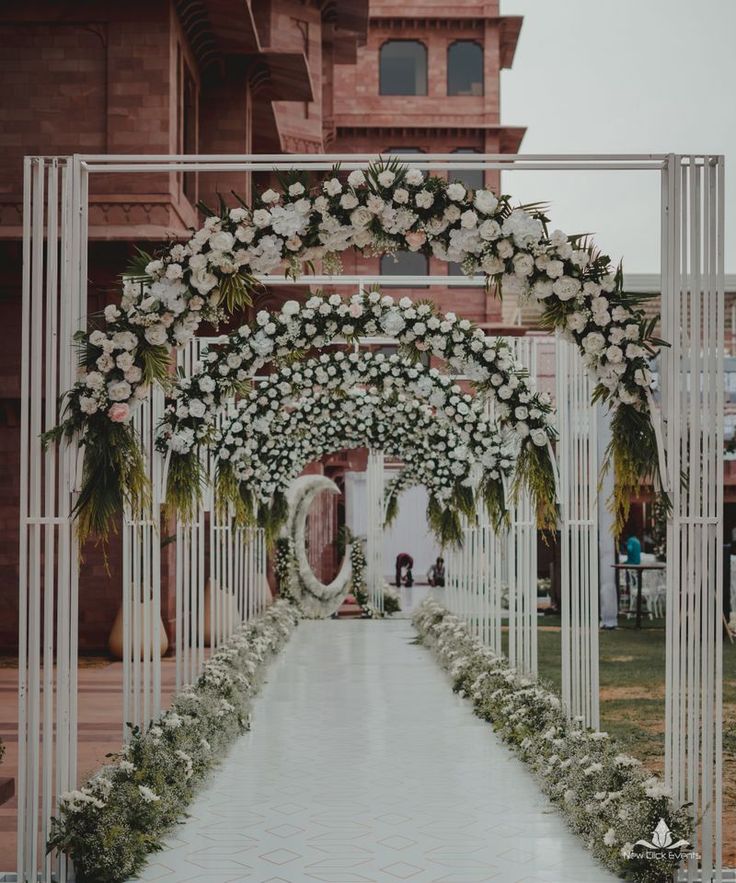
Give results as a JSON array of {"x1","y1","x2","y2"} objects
[{"x1": 17, "y1": 153, "x2": 724, "y2": 883}]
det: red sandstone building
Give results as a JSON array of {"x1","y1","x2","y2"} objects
[{"x1": 0, "y1": 0, "x2": 527, "y2": 653}]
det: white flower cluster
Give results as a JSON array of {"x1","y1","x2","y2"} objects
[
  {"x1": 219, "y1": 386, "x2": 503, "y2": 529},
  {"x1": 413, "y1": 599, "x2": 691, "y2": 881},
  {"x1": 214, "y1": 351, "x2": 512, "y2": 509},
  {"x1": 160, "y1": 290, "x2": 553, "y2": 467},
  {"x1": 49, "y1": 602, "x2": 300, "y2": 880}
]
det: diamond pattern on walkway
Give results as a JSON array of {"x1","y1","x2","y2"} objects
[{"x1": 130, "y1": 620, "x2": 617, "y2": 883}]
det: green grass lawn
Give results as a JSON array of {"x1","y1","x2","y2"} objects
[{"x1": 504, "y1": 616, "x2": 736, "y2": 768}]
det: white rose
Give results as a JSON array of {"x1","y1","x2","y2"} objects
[
  {"x1": 546, "y1": 260, "x2": 564, "y2": 279},
  {"x1": 446, "y1": 182, "x2": 467, "y2": 201},
  {"x1": 347, "y1": 169, "x2": 366, "y2": 188},
  {"x1": 460, "y1": 210, "x2": 478, "y2": 229},
  {"x1": 104, "y1": 304, "x2": 120, "y2": 323},
  {"x1": 288, "y1": 182, "x2": 305, "y2": 196},
  {"x1": 79, "y1": 396, "x2": 99, "y2": 415},
  {"x1": 415, "y1": 190, "x2": 434, "y2": 209},
  {"x1": 606, "y1": 345, "x2": 624, "y2": 364},
  {"x1": 191, "y1": 267, "x2": 218, "y2": 294},
  {"x1": 478, "y1": 219, "x2": 501, "y2": 241},
  {"x1": 188, "y1": 399, "x2": 206, "y2": 419},
  {"x1": 531, "y1": 428, "x2": 548, "y2": 447},
  {"x1": 350, "y1": 206, "x2": 373, "y2": 230},
  {"x1": 229, "y1": 207, "x2": 247, "y2": 222},
  {"x1": 583, "y1": 332, "x2": 606, "y2": 355},
  {"x1": 567, "y1": 312, "x2": 588, "y2": 333},
  {"x1": 552, "y1": 276, "x2": 581, "y2": 302},
  {"x1": 474, "y1": 190, "x2": 498, "y2": 215},
  {"x1": 340, "y1": 193, "x2": 359, "y2": 210},
  {"x1": 144, "y1": 324, "x2": 168, "y2": 346},
  {"x1": 209, "y1": 231, "x2": 235, "y2": 252},
  {"x1": 512, "y1": 253, "x2": 534, "y2": 277},
  {"x1": 165, "y1": 263, "x2": 183, "y2": 280},
  {"x1": 393, "y1": 188, "x2": 409, "y2": 205},
  {"x1": 107, "y1": 380, "x2": 131, "y2": 402},
  {"x1": 405, "y1": 168, "x2": 423, "y2": 186},
  {"x1": 533, "y1": 278, "x2": 554, "y2": 300},
  {"x1": 323, "y1": 178, "x2": 342, "y2": 196},
  {"x1": 261, "y1": 188, "x2": 280, "y2": 204},
  {"x1": 145, "y1": 259, "x2": 164, "y2": 276},
  {"x1": 377, "y1": 170, "x2": 395, "y2": 187},
  {"x1": 112, "y1": 330, "x2": 138, "y2": 351}
]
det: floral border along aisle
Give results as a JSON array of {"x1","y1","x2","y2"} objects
[
  {"x1": 412, "y1": 600, "x2": 691, "y2": 883},
  {"x1": 47, "y1": 601, "x2": 299, "y2": 883}
]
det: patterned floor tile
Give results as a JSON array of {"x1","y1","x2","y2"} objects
[{"x1": 130, "y1": 620, "x2": 617, "y2": 883}]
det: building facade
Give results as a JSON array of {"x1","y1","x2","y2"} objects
[
  {"x1": 0, "y1": 0, "x2": 526, "y2": 651},
  {"x1": 0, "y1": 0, "x2": 370, "y2": 650}
]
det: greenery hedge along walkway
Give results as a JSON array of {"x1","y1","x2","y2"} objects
[
  {"x1": 47, "y1": 601, "x2": 300, "y2": 883},
  {"x1": 412, "y1": 600, "x2": 691, "y2": 883}
]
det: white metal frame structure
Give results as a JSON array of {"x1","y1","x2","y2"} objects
[
  {"x1": 661, "y1": 156, "x2": 725, "y2": 880},
  {"x1": 366, "y1": 449, "x2": 385, "y2": 614},
  {"x1": 556, "y1": 338, "x2": 600, "y2": 729},
  {"x1": 505, "y1": 337, "x2": 540, "y2": 678},
  {"x1": 122, "y1": 383, "x2": 164, "y2": 737},
  {"x1": 17, "y1": 153, "x2": 724, "y2": 883}
]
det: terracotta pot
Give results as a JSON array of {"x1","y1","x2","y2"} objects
[{"x1": 108, "y1": 600, "x2": 169, "y2": 660}]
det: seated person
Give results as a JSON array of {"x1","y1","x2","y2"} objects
[{"x1": 428, "y1": 556, "x2": 446, "y2": 587}]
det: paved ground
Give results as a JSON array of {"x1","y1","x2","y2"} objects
[
  {"x1": 0, "y1": 657, "x2": 177, "y2": 872},
  {"x1": 131, "y1": 618, "x2": 617, "y2": 883}
]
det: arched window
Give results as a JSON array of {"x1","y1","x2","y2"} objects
[
  {"x1": 452, "y1": 148, "x2": 484, "y2": 192},
  {"x1": 380, "y1": 251, "x2": 429, "y2": 288},
  {"x1": 379, "y1": 41, "x2": 427, "y2": 96},
  {"x1": 447, "y1": 41, "x2": 483, "y2": 96}
]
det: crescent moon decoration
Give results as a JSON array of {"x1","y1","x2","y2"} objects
[{"x1": 284, "y1": 475, "x2": 353, "y2": 618}]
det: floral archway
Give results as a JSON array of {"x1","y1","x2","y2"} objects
[
  {"x1": 213, "y1": 351, "x2": 511, "y2": 538},
  {"x1": 47, "y1": 159, "x2": 661, "y2": 543},
  {"x1": 231, "y1": 386, "x2": 499, "y2": 544}
]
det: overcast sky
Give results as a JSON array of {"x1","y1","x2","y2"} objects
[{"x1": 500, "y1": 0, "x2": 735, "y2": 273}]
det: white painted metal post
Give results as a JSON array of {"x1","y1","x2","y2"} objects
[
  {"x1": 556, "y1": 337, "x2": 600, "y2": 728},
  {"x1": 661, "y1": 155, "x2": 724, "y2": 880},
  {"x1": 366, "y1": 449, "x2": 385, "y2": 613}
]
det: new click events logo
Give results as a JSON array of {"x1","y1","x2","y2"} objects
[{"x1": 622, "y1": 818, "x2": 699, "y2": 862}]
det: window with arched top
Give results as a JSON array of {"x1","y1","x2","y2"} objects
[
  {"x1": 379, "y1": 41, "x2": 428, "y2": 96},
  {"x1": 447, "y1": 40, "x2": 483, "y2": 96}
]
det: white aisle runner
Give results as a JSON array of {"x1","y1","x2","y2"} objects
[{"x1": 133, "y1": 620, "x2": 616, "y2": 883}]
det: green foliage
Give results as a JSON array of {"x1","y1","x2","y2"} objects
[
  {"x1": 164, "y1": 452, "x2": 207, "y2": 524},
  {"x1": 47, "y1": 603, "x2": 300, "y2": 883},
  {"x1": 74, "y1": 421, "x2": 150, "y2": 547},
  {"x1": 513, "y1": 442, "x2": 558, "y2": 531},
  {"x1": 603, "y1": 403, "x2": 662, "y2": 536}
]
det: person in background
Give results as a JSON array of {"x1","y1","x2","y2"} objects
[
  {"x1": 404, "y1": 563, "x2": 414, "y2": 587},
  {"x1": 395, "y1": 552, "x2": 413, "y2": 588},
  {"x1": 428, "y1": 556, "x2": 446, "y2": 587}
]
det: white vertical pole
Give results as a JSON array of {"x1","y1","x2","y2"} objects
[
  {"x1": 661, "y1": 155, "x2": 724, "y2": 880},
  {"x1": 557, "y1": 336, "x2": 599, "y2": 728}
]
